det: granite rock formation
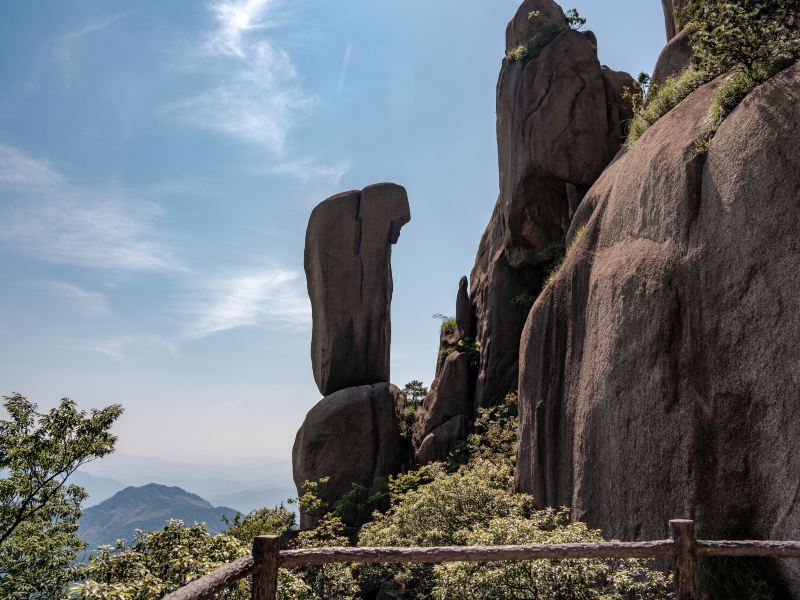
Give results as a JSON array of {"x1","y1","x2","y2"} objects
[
  {"x1": 469, "y1": 0, "x2": 634, "y2": 408},
  {"x1": 653, "y1": 0, "x2": 693, "y2": 85},
  {"x1": 516, "y1": 62, "x2": 800, "y2": 595},
  {"x1": 293, "y1": 383, "x2": 405, "y2": 528},
  {"x1": 305, "y1": 183, "x2": 410, "y2": 396},
  {"x1": 412, "y1": 351, "x2": 476, "y2": 464}
]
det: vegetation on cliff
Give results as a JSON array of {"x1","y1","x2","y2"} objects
[{"x1": 627, "y1": 0, "x2": 800, "y2": 150}]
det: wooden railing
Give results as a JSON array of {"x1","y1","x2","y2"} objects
[{"x1": 162, "y1": 520, "x2": 800, "y2": 600}]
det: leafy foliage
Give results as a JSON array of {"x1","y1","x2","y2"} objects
[
  {"x1": 439, "y1": 338, "x2": 481, "y2": 366},
  {"x1": 625, "y1": 67, "x2": 709, "y2": 146},
  {"x1": 681, "y1": 0, "x2": 800, "y2": 79},
  {"x1": 565, "y1": 8, "x2": 587, "y2": 30},
  {"x1": 400, "y1": 380, "x2": 428, "y2": 438},
  {"x1": 433, "y1": 513, "x2": 673, "y2": 599},
  {"x1": 70, "y1": 520, "x2": 250, "y2": 599},
  {"x1": 505, "y1": 8, "x2": 587, "y2": 62},
  {"x1": 627, "y1": 0, "x2": 800, "y2": 149},
  {"x1": 0, "y1": 394, "x2": 122, "y2": 599},
  {"x1": 223, "y1": 506, "x2": 296, "y2": 545}
]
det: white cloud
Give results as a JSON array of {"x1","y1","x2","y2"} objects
[
  {"x1": 265, "y1": 157, "x2": 350, "y2": 185},
  {"x1": 163, "y1": 0, "x2": 313, "y2": 152},
  {"x1": 53, "y1": 13, "x2": 130, "y2": 73},
  {"x1": 184, "y1": 268, "x2": 310, "y2": 339},
  {"x1": 48, "y1": 281, "x2": 112, "y2": 317},
  {"x1": 0, "y1": 144, "x2": 65, "y2": 188},
  {"x1": 0, "y1": 143, "x2": 180, "y2": 271},
  {"x1": 87, "y1": 333, "x2": 178, "y2": 361},
  {"x1": 208, "y1": 0, "x2": 277, "y2": 58}
]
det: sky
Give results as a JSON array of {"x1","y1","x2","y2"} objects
[{"x1": 0, "y1": 0, "x2": 666, "y2": 466}]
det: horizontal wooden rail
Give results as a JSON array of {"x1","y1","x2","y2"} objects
[
  {"x1": 697, "y1": 540, "x2": 800, "y2": 557},
  {"x1": 278, "y1": 539, "x2": 675, "y2": 568},
  {"x1": 163, "y1": 555, "x2": 254, "y2": 600},
  {"x1": 162, "y1": 521, "x2": 800, "y2": 600}
]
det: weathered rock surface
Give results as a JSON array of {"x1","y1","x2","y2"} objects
[
  {"x1": 652, "y1": 27, "x2": 692, "y2": 85},
  {"x1": 661, "y1": 0, "x2": 689, "y2": 41},
  {"x1": 455, "y1": 276, "x2": 474, "y2": 340},
  {"x1": 517, "y1": 62, "x2": 800, "y2": 596},
  {"x1": 416, "y1": 415, "x2": 470, "y2": 465},
  {"x1": 469, "y1": 0, "x2": 634, "y2": 408},
  {"x1": 412, "y1": 351, "x2": 475, "y2": 462},
  {"x1": 293, "y1": 383, "x2": 405, "y2": 527},
  {"x1": 305, "y1": 183, "x2": 410, "y2": 396}
]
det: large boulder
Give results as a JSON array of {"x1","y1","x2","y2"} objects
[
  {"x1": 412, "y1": 351, "x2": 476, "y2": 461},
  {"x1": 293, "y1": 383, "x2": 406, "y2": 527},
  {"x1": 416, "y1": 415, "x2": 470, "y2": 465},
  {"x1": 305, "y1": 184, "x2": 410, "y2": 396},
  {"x1": 469, "y1": 0, "x2": 634, "y2": 408},
  {"x1": 517, "y1": 63, "x2": 800, "y2": 596}
]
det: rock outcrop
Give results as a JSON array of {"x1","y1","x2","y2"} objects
[
  {"x1": 469, "y1": 0, "x2": 634, "y2": 408},
  {"x1": 653, "y1": 0, "x2": 693, "y2": 85},
  {"x1": 516, "y1": 62, "x2": 800, "y2": 595},
  {"x1": 293, "y1": 383, "x2": 405, "y2": 528},
  {"x1": 305, "y1": 183, "x2": 410, "y2": 396},
  {"x1": 412, "y1": 351, "x2": 476, "y2": 464},
  {"x1": 295, "y1": 183, "x2": 410, "y2": 528}
]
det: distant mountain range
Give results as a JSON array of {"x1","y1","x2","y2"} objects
[
  {"x1": 71, "y1": 470, "x2": 127, "y2": 506},
  {"x1": 78, "y1": 453, "x2": 295, "y2": 507},
  {"x1": 79, "y1": 484, "x2": 237, "y2": 551}
]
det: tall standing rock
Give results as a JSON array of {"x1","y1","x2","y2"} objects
[
  {"x1": 305, "y1": 183, "x2": 410, "y2": 396},
  {"x1": 469, "y1": 0, "x2": 634, "y2": 408}
]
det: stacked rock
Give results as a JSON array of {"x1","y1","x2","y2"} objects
[{"x1": 292, "y1": 183, "x2": 410, "y2": 528}]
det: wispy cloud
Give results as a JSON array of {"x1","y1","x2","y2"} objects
[
  {"x1": 184, "y1": 268, "x2": 310, "y2": 339},
  {"x1": 207, "y1": 0, "x2": 280, "y2": 58},
  {"x1": 163, "y1": 0, "x2": 313, "y2": 152},
  {"x1": 48, "y1": 281, "x2": 112, "y2": 317},
  {"x1": 0, "y1": 143, "x2": 180, "y2": 271},
  {"x1": 265, "y1": 157, "x2": 350, "y2": 185},
  {"x1": 85, "y1": 333, "x2": 178, "y2": 361},
  {"x1": 0, "y1": 144, "x2": 65, "y2": 188},
  {"x1": 53, "y1": 13, "x2": 130, "y2": 73}
]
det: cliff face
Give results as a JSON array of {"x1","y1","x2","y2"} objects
[
  {"x1": 516, "y1": 61, "x2": 800, "y2": 596},
  {"x1": 468, "y1": 0, "x2": 634, "y2": 410},
  {"x1": 412, "y1": 0, "x2": 633, "y2": 464}
]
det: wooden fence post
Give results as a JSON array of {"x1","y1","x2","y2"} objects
[
  {"x1": 252, "y1": 535, "x2": 280, "y2": 600},
  {"x1": 670, "y1": 519, "x2": 701, "y2": 600}
]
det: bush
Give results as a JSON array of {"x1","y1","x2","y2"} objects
[
  {"x1": 223, "y1": 506, "x2": 296, "y2": 545},
  {"x1": 543, "y1": 224, "x2": 587, "y2": 288},
  {"x1": 627, "y1": 0, "x2": 800, "y2": 150},
  {"x1": 358, "y1": 459, "x2": 671, "y2": 598},
  {"x1": 625, "y1": 68, "x2": 709, "y2": 146},
  {"x1": 433, "y1": 513, "x2": 673, "y2": 599},
  {"x1": 69, "y1": 521, "x2": 251, "y2": 599}
]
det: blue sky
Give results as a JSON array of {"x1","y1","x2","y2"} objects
[{"x1": 0, "y1": 0, "x2": 665, "y2": 464}]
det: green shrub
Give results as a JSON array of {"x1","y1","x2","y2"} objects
[
  {"x1": 625, "y1": 67, "x2": 709, "y2": 146},
  {"x1": 223, "y1": 506, "x2": 296, "y2": 545},
  {"x1": 69, "y1": 521, "x2": 251, "y2": 599},
  {"x1": 358, "y1": 459, "x2": 671, "y2": 598},
  {"x1": 627, "y1": 0, "x2": 800, "y2": 150},
  {"x1": 506, "y1": 22, "x2": 568, "y2": 62},
  {"x1": 442, "y1": 318, "x2": 458, "y2": 336},
  {"x1": 433, "y1": 513, "x2": 673, "y2": 599},
  {"x1": 543, "y1": 224, "x2": 587, "y2": 288},
  {"x1": 400, "y1": 380, "x2": 428, "y2": 438},
  {"x1": 439, "y1": 338, "x2": 481, "y2": 366}
]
